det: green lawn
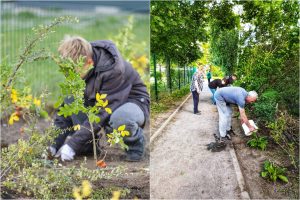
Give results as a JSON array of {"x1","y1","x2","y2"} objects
[{"x1": 1, "y1": 10, "x2": 149, "y2": 104}]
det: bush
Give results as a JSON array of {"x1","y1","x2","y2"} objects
[{"x1": 253, "y1": 90, "x2": 279, "y2": 123}]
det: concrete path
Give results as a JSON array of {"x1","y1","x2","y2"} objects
[{"x1": 150, "y1": 81, "x2": 244, "y2": 199}]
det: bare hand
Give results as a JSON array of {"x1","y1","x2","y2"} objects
[{"x1": 249, "y1": 126, "x2": 256, "y2": 132}]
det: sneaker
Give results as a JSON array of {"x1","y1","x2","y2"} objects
[
  {"x1": 224, "y1": 134, "x2": 231, "y2": 140},
  {"x1": 227, "y1": 127, "x2": 236, "y2": 135}
]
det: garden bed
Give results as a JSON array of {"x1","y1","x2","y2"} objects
[
  {"x1": 231, "y1": 116, "x2": 299, "y2": 199},
  {"x1": 1, "y1": 118, "x2": 150, "y2": 199}
]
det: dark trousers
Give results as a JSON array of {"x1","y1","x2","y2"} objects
[
  {"x1": 52, "y1": 102, "x2": 145, "y2": 156},
  {"x1": 208, "y1": 78, "x2": 211, "y2": 83},
  {"x1": 192, "y1": 90, "x2": 199, "y2": 114}
]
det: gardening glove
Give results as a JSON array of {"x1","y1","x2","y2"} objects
[
  {"x1": 48, "y1": 146, "x2": 57, "y2": 157},
  {"x1": 55, "y1": 144, "x2": 75, "y2": 161}
]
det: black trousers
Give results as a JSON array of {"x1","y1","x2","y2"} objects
[{"x1": 192, "y1": 90, "x2": 199, "y2": 114}]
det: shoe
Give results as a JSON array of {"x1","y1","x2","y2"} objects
[
  {"x1": 125, "y1": 152, "x2": 144, "y2": 162},
  {"x1": 213, "y1": 133, "x2": 220, "y2": 142},
  {"x1": 227, "y1": 127, "x2": 236, "y2": 135},
  {"x1": 194, "y1": 112, "x2": 201, "y2": 115},
  {"x1": 224, "y1": 134, "x2": 231, "y2": 140},
  {"x1": 124, "y1": 134, "x2": 145, "y2": 162}
]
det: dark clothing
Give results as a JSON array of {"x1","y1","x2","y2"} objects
[
  {"x1": 192, "y1": 90, "x2": 199, "y2": 113},
  {"x1": 206, "y1": 71, "x2": 212, "y2": 83},
  {"x1": 208, "y1": 79, "x2": 225, "y2": 89},
  {"x1": 224, "y1": 76, "x2": 235, "y2": 85},
  {"x1": 54, "y1": 40, "x2": 149, "y2": 154}
]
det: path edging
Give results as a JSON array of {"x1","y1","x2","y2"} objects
[
  {"x1": 229, "y1": 148, "x2": 251, "y2": 199},
  {"x1": 150, "y1": 93, "x2": 191, "y2": 144}
]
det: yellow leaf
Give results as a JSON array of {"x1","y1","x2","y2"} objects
[
  {"x1": 33, "y1": 98, "x2": 41, "y2": 107},
  {"x1": 111, "y1": 191, "x2": 121, "y2": 200},
  {"x1": 73, "y1": 187, "x2": 82, "y2": 200},
  {"x1": 96, "y1": 93, "x2": 101, "y2": 102},
  {"x1": 121, "y1": 131, "x2": 130, "y2": 137},
  {"x1": 105, "y1": 108, "x2": 112, "y2": 114},
  {"x1": 26, "y1": 95, "x2": 33, "y2": 101},
  {"x1": 11, "y1": 89, "x2": 17, "y2": 95},
  {"x1": 118, "y1": 125, "x2": 126, "y2": 131},
  {"x1": 73, "y1": 124, "x2": 81, "y2": 131},
  {"x1": 100, "y1": 94, "x2": 107, "y2": 99},
  {"x1": 102, "y1": 100, "x2": 108, "y2": 107},
  {"x1": 8, "y1": 112, "x2": 19, "y2": 125},
  {"x1": 81, "y1": 180, "x2": 92, "y2": 198}
]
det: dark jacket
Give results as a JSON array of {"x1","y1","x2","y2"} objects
[
  {"x1": 208, "y1": 79, "x2": 225, "y2": 89},
  {"x1": 56, "y1": 40, "x2": 149, "y2": 152}
]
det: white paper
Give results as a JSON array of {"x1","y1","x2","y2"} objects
[{"x1": 242, "y1": 120, "x2": 258, "y2": 136}]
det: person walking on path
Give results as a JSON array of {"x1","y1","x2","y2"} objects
[
  {"x1": 206, "y1": 69, "x2": 212, "y2": 84},
  {"x1": 214, "y1": 87, "x2": 258, "y2": 143},
  {"x1": 190, "y1": 67, "x2": 204, "y2": 115}
]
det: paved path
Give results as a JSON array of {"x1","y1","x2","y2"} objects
[{"x1": 150, "y1": 81, "x2": 243, "y2": 199}]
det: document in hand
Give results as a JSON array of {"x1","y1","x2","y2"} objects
[{"x1": 242, "y1": 120, "x2": 258, "y2": 136}]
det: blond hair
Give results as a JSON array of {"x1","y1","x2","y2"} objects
[{"x1": 58, "y1": 36, "x2": 93, "y2": 63}]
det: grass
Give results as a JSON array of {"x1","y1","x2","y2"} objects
[
  {"x1": 150, "y1": 85, "x2": 190, "y2": 119},
  {"x1": 1, "y1": 10, "x2": 149, "y2": 104}
]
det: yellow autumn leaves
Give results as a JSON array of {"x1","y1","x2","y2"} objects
[
  {"x1": 8, "y1": 88, "x2": 42, "y2": 125},
  {"x1": 8, "y1": 112, "x2": 20, "y2": 125},
  {"x1": 73, "y1": 180, "x2": 92, "y2": 200},
  {"x1": 118, "y1": 125, "x2": 130, "y2": 137},
  {"x1": 95, "y1": 93, "x2": 112, "y2": 114}
]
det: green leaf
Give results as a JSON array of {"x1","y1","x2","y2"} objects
[
  {"x1": 278, "y1": 175, "x2": 288, "y2": 183},
  {"x1": 54, "y1": 98, "x2": 63, "y2": 108},
  {"x1": 261, "y1": 171, "x2": 268, "y2": 178},
  {"x1": 39, "y1": 110, "x2": 48, "y2": 118}
]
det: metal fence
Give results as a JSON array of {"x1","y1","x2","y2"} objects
[{"x1": 150, "y1": 54, "x2": 196, "y2": 101}]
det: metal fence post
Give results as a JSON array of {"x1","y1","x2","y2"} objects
[
  {"x1": 153, "y1": 53, "x2": 158, "y2": 101},
  {"x1": 178, "y1": 64, "x2": 181, "y2": 89}
]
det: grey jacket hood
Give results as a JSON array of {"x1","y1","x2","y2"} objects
[{"x1": 90, "y1": 40, "x2": 125, "y2": 73}]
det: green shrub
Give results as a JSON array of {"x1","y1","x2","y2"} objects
[
  {"x1": 261, "y1": 160, "x2": 288, "y2": 183},
  {"x1": 253, "y1": 90, "x2": 279, "y2": 123},
  {"x1": 267, "y1": 112, "x2": 297, "y2": 169},
  {"x1": 247, "y1": 133, "x2": 268, "y2": 151}
]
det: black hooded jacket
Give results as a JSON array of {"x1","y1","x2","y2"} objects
[{"x1": 63, "y1": 40, "x2": 149, "y2": 152}]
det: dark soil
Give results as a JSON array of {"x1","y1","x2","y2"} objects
[
  {"x1": 1, "y1": 117, "x2": 150, "y2": 199},
  {"x1": 231, "y1": 115, "x2": 299, "y2": 199}
]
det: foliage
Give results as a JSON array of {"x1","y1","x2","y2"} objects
[
  {"x1": 92, "y1": 188, "x2": 130, "y2": 200},
  {"x1": 261, "y1": 160, "x2": 288, "y2": 183},
  {"x1": 150, "y1": 85, "x2": 190, "y2": 115},
  {"x1": 247, "y1": 133, "x2": 268, "y2": 151},
  {"x1": 210, "y1": 64, "x2": 224, "y2": 78},
  {"x1": 113, "y1": 16, "x2": 149, "y2": 82},
  {"x1": 253, "y1": 90, "x2": 279, "y2": 123},
  {"x1": 0, "y1": 17, "x2": 129, "y2": 199},
  {"x1": 237, "y1": 0, "x2": 299, "y2": 116},
  {"x1": 267, "y1": 112, "x2": 298, "y2": 169},
  {"x1": 209, "y1": 1, "x2": 239, "y2": 75},
  {"x1": 2, "y1": 159, "x2": 124, "y2": 199},
  {"x1": 0, "y1": 16, "x2": 78, "y2": 120},
  {"x1": 151, "y1": 1, "x2": 208, "y2": 65}
]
